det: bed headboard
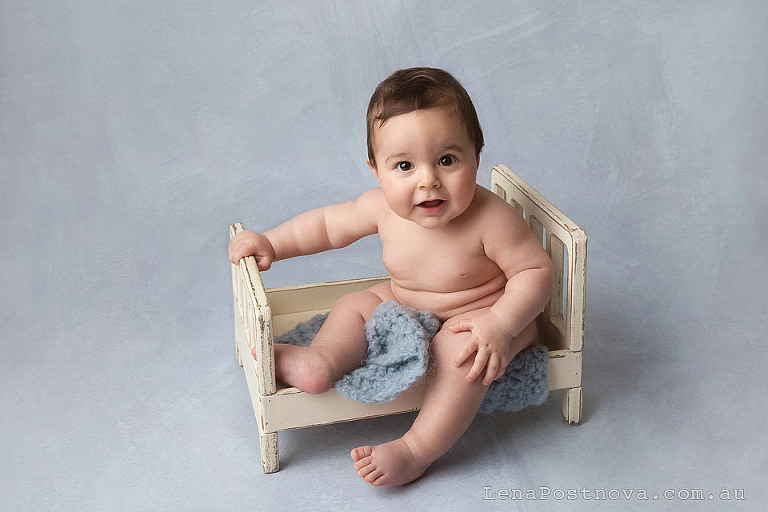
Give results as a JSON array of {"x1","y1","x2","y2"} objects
[{"x1": 490, "y1": 165, "x2": 587, "y2": 352}]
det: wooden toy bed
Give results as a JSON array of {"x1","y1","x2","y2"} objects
[{"x1": 230, "y1": 164, "x2": 587, "y2": 474}]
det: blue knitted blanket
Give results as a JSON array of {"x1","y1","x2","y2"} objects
[{"x1": 275, "y1": 300, "x2": 549, "y2": 413}]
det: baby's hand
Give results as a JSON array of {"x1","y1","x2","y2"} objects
[
  {"x1": 449, "y1": 311, "x2": 515, "y2": 385},
  {"x1": 228, "y1": 229, "x2": 275, "y2": 271}
]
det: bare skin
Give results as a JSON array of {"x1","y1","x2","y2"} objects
[
  {"x1": 229, "y1": 108, "x2": 553, "y2": 486},
  {"x1": 351, "y1": 311, "x2": 538, "y2": 486}
]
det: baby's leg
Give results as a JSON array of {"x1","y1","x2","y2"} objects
[
  {"x1": 256, "y1": 283, "x2": 392, "y2": 394},
  {"x1": 351, "y1": 317, "x2": 537, "y2": 486}
]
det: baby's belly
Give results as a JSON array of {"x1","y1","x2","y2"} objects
[{"x1": 389, "y1": 273, "x2": 507, "y2": 320}]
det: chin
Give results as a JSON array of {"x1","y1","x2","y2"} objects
[{"x1": 412, "y1": 216, "x2": 450, "y2": 229}]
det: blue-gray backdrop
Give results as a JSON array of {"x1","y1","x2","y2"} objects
[{"x1": 1, "y1": 1, "x2": 766, "y2": 511}]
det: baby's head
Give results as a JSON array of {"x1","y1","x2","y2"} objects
[{"x1": 366, "y1": 68, "x2": 484, "y2": 169}]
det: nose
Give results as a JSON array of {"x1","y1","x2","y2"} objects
[{"x1": 417, "y1": 166, "x2": 441, "y2": 189}]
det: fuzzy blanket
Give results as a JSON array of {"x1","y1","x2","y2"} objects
[{"x1": 274, "y1": 300, "x2": 549, "y2": 413}]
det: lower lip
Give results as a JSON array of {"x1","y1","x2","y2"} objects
[{"x1": 417, "y1": 200, "x2": 447, "y2": 215}]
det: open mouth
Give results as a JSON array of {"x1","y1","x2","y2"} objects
[
  {"x1": 416, "y1": 199, "x2": 447, "y2": 215},
  {"x1": 417, "y1": 199, "x2": 445, "y2": 209}
]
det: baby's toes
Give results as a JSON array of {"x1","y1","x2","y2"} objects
[
  {"x1": 350, "y1": 445, "x2": 373, "y2": 463},
  {"x1": 364, "y1": 468, "x2": 384, "y2": 484},
  {"x1": 357, "y1": 460, "x2": 379, "y2": 478}
]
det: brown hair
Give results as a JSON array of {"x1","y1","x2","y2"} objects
[{"x1": 366, "y1": 67, "x2": 484, "y2": 167}]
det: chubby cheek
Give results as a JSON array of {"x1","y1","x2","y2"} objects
[
  {"x1": 459, "y1": 185, "x2": 477, "y2": 210},
  {"x1": 448, "y1": 174, "x2": 476, "y2": 208},
  {"x1": 381, "y1": 183, "x2": 414, "y2": 215}
]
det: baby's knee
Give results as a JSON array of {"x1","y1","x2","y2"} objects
[
  {"x1": 300, "y1": 372, "x2": 335, "y2": 394},
  {"x1": 302, "y1": 348, "x2": 338, "y2": 394},
  {"x1": 335, "y1": 290, "x2": 383, "y2": 318}
]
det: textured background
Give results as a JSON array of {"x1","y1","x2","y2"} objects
[{"x1": 1, "y1": 1, "x2": 766, "y2": 510}]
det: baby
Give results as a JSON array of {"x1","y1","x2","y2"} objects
[{"x1": 228, "y1": 68, "x2": 553, "y2": 486}]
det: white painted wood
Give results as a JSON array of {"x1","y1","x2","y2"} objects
[
  {"x1": 562, "y1": 387, "x2": 583, "y2": 425},
  {"x1": 491, "y1": 165, "x2": 587, "y2": 354},
  {"x1": 266, "y1": 276, "x2": 390, "y2": 315},
  {"x1": 547, "y1": 350, "x2": 582, "y2": 391},
  {"x1": 230, "y1": 223, "x2": 276, "y2": 397},
  {"x1": 259, "y1": 432, "x2": 279, "y2": 474},
  {"x1": 258, "y1": 351, "x2": 581, "y2": 434},
  {"x1": 230, "y1": 165, "x2": 588, "y2": 473},
  {"x1": 261, "y1": 380, "x2": 427, "y2": 433},
  {"x1": 491, "y1": 165, "x2": 586, "y2": 426}
]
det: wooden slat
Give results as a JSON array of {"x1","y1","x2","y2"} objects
[
  {"x1": 549, "y1": 233, "x2": 566, "y2": 326},
  {"x1": 530, "y1": 215, "x2": 545, "y2": 248}
]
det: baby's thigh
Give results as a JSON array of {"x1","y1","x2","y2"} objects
[
  {"x1": 432, "y1": 306, "x2": 525, "y2": 362},
  {"x1": 326, "y1": 282, "x2": 391, "y2": 325},
  {"x1": 366, "y1": 281, "x2": 397, "y2": 303},
  {"x1": 312, "y1": 287, "x2": 386, "y2": 357},
  {"x1": 430, "y1": 311, "x2": 486, "y2": 362}
]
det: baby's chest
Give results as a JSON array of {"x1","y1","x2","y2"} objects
[{"x1": 379, "y1": 229, "x2": 492, "y2": 282}]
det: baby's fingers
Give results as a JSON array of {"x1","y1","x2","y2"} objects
[
  {"x1": 228, "y1": 246, "x2": 242, "y2": 265},
  {"x1": 255, "y1": 254, "x2": 273, "y2": 271},
  {"x1": 228, "y1": 235, "x2": 249, "y2": 264},
  {"x1": 454, "y1": 338, "x2": 477, "y2": 367},
  {"x1": 466, "y1": 351, "x2": 489, "y2": 383},
  {"x1": 482, "y1": 355, "x2": 500, "y2": 386},
  {"x1": 229, "y1": 245, "x2": 256, "y2": 266},
  {"x1": 448, "y1": 318, "x2": 472, "y2": 333}
]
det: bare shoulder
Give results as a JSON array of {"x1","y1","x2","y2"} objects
[
  {"x1": 353, "y1": 187, "x2": 387, "y2": 227},
  {"x1": 473, "y1": 185, "x2": 526, "y2": 230},
  {"x1": 475, "y1": 185, "x2": 549, "y2": 273},
  {"x1": 357, "y1": 187, "x2": 385, "y2": 206},
  {"x1": 356, "y1": 187, "x2": 385, "y2": 212}
]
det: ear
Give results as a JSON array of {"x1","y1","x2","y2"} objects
[{"x1": 367, "y1": 158, "x2": 380, "y2": 180}]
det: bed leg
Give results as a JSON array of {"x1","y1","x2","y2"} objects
[
  {"x1": 561, "y1": 386, "x2": 582, "y2": 425},
  {"x1": 260, "y1": 432, "x2": 279, "y2": 473}
]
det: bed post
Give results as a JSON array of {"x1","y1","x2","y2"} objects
[{"x1": 230, "y1": 223, "x2": 281, "y2": 473}]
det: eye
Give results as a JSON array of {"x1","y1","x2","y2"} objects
[
  {"x1": 439, "y1": 155, "x2": 456, "y2": 166},
  {"x1": 396, "y1": 161, "x2": 413, "y2": 172}
]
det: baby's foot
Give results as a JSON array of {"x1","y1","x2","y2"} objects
[
  {"x1": 350, "y1": 437, "x2": 431, "y2": 486},
  {"x1": 252, "y1": 344, "x2": 335, "y2": 394}
]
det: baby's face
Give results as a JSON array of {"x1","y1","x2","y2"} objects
[{"x1": 369, "y1": 108, "x2": 479, "y2": 229}]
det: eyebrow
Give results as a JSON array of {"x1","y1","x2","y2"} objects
[
  {"x1": 441, "y1": 144, "x2": 466, "y2": 154},
  {"x1": 385, "y1": 152, "x2": 410, "y2": 164}
]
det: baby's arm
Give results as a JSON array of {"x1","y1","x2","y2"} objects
[
  {"x1": 228, "y1": 189, "x2": 381, "y2": 269},
  {"x1": 450, "y1": 199, "x2": 553, "y2": 385}
]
